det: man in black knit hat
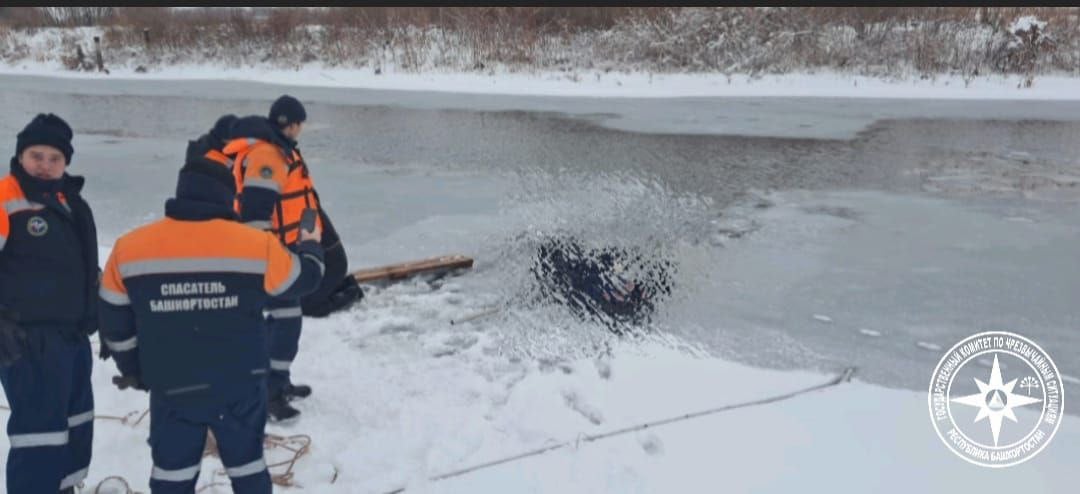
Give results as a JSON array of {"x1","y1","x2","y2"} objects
[{"x1": 0, "y1": 113, "x2": 99, "y2": 493}]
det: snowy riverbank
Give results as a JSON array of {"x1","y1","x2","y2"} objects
[{"x1": 4, "y1": 61, "x2": 1080, "y2": 100}]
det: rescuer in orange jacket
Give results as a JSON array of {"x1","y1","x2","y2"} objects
[
  {"x1": 223, "y1": 96, "x2": 335, "y2": 422},
  {"x1": 99, "y1": 156, "x2": 325, "y2": 493}
]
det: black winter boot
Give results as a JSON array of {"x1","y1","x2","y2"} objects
[
  {"x1": 268, "y1": 392, "x2": 301, "y2": 423},
  {"x1": 284, "y1": 382, "x2": 312, "y2": 401}
]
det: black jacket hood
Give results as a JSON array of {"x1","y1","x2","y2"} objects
[{"x1": 229, "y1": 115, "x2": 295, "y2": 153}]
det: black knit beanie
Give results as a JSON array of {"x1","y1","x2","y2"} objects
[
  {"x1": 176, "y1": 159, "x2": 236, "y2": 206},
  {"x1": 269, "y1": 95, "x2": 306, "y2": 128},
  {"x1": 16, "y1": 113, "x2": 74, "y2": 165},
  {"x1": 210, "y1": 114, "x2": 238, "y2": 145}
]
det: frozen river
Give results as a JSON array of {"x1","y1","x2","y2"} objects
[{"x1": 1, "y1": 73, "x2": 1078, "y2": 398}]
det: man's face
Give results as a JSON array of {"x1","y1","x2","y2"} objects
[
  {"x1": 18, "y1": 145, "x2": 66, "y2": 180},
  {"x1": 283, "y1": 122, "x2": 303, "y2": 141}
]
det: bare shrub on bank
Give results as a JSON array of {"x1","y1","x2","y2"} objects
[{"x1": 0, "y1": 7, "x2": 1076, "y2": 79}]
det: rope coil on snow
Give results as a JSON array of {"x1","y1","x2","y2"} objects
[
  {"x1": 48, "y1": 422, "x2": 315, "y2": 493},
  {"x1": 196, "y1": 432, "x2": 314, "y2": 491}
]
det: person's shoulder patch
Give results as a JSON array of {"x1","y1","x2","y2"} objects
[
  {"x1": 259, "y1": 166, "x2": 274, "y2": 179},
  {"x1": 27, "y1": 216, "x2": 48, "y2": 237}
]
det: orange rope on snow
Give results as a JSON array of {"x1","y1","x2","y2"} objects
[
  {"x1": 197, "y1": 432, "x2": 314, "y2": 487},
  {"x1": 265, "y1": 434, "x2": 314, "y2": 487},
  {"x1": 94, "y1": 409, "x2": 150, "y2": 427},
  {"x1": 84, "y1": 433, "x2": 319, "y2": 493}
]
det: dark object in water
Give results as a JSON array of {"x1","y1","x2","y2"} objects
[{"x1": 531, "y1": 236, "x2": 675, "y2": 332}]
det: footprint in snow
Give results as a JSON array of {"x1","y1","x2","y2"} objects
[
  {"x1": 594, "y1": 359, "x2": 612, "y2": 380},
  {"x1": 429, "y1": 334, "x2": 481, "y2": 358},
  {"x1": 444, "y1": 333, "x2": 479, "y2": 350},
  {"x1": 562, "y1": 390, "x2": 604, "y2": 425},
  {"x1": 378, "y1": 321, "x2": 417, "y2": 335},
  {"x1": 638, "y1": 433, "x2": 664, "y2": 456}
]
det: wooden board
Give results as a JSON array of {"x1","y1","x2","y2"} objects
[{"x1": 352, "y1": 255, "x2": 474, "y2": 285}]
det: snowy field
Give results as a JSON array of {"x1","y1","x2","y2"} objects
[{"x1": 0, "y1": 71, "x2": 1077, "y2": 492}]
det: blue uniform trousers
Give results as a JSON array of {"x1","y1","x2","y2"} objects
[
  {"x1": 266, "y1": 298, "x2": 303, "y2": 398},
  {"x1": 0, "y1": 330, "x2": 93, "y2": 493},
  {"x1": 148, "y1": 381, "x2": 271, "y2": 493}
]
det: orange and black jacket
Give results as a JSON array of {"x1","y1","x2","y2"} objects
[
  {"x1": 0, "y1": 158, "x2": 98, "y2": 334},
  {"x1": 98, "y1": 173, "x2": 324, "y2": 403},
  {"x1": 224, "y1": 116, "x2": 323, "y2": 247}
]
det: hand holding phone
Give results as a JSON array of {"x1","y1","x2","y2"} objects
[
  {"x1": 300, "y1": 208, "x2": 318, "y2": 233},
  {"x1": 299, "y1": 208, "x2": 322, "y2": 243}
]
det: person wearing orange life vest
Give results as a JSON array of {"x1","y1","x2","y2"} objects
[{"x1": 223, "y1": 96, "x2": 326, "y2": 422}]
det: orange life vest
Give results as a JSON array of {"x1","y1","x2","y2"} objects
[{"x1": 222, "y1": 138, "x2": 322, "y2": 245}]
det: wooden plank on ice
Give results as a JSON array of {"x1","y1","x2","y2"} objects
[{"x1": 351, "y1": 255, "x2": 474, "y2": 285}]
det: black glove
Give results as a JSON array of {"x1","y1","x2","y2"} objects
[
  {"x1": 112, "y1": 374, "x2": 147, "y2": 392},
  {"x1": 98, "y1": 339, "x2": 111, "y2": 361},
  {"x1": 0, "y1": 308, "x2": 28, "y2": 367},
  {"x1": 305, "y1": 276, "x2": 364, "y2": 318},
  {"x1": 332, "y1": 276, "x2": 363, "y2": 306}
]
